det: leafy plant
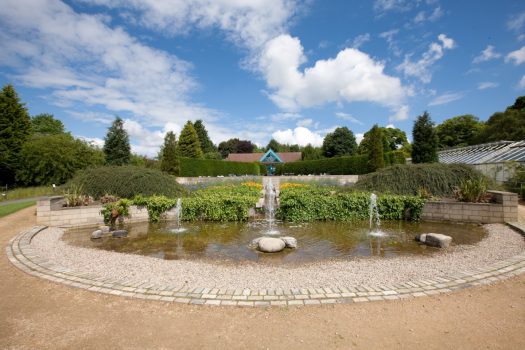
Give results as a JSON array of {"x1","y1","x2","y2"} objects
[
  {"x1": 100, "y1": 198, "x2": 132, "y2": 227},
  {"x1": 100, "y1": 193, "x2": 119, "y2": 204},
  {"x1": 133, "y1": 195, "x2": 178, "y2": 223},
  {"x1": 63, "y1": 184, "x2": 93, "y2": 207},
  {"x1": 454, "y1": 178, "x2": 489, "y2": 203}
]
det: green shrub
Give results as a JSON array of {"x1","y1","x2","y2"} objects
[
  {"x1": 133, "y1": 195, "x2": 178, "y2": 223},
  {"x1": 277, "y1": 186, "x2": 425, "y2": 222},
  {"x1": 454, "y1": 178, "x2": 489, "y2": 203},
  {"x1": 100, "y1": 198, "x2": 132, "y2": 227},
  {"x1": 67, "y1": 166, "x2": 187, "y2": 199},
  {"x1": 354, "y1": 163, "x2": 488, "y2": 197},
  {"x1": 384, "y1": 150, "x2": 406, "y2": 166},
  {"x1": 179, "y1": 158, "x2": 260, "y2": 177}
]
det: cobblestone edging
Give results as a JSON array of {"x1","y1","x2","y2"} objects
[{"x1": 6, "y1": 226, "x2": 525, "y2": 307}]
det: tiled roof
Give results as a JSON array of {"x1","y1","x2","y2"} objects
[
  {"x1": 438, "y1": 140, "x2": 525, "y2": 164},
  {"x1": 225, "y1": 152, "x2": 302, "y2": 163}
]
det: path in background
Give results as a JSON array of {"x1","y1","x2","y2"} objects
[{"x1": 1, "y1": 207, "x2": 524, "y2": 349}]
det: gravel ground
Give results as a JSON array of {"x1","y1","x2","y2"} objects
[{"x1": 31, "y1": 224, "x2": 524, "y2": 290}]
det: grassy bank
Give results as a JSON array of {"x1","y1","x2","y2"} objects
[{"x1": 0, "y1": 201, "x2": 36, "y2": 218}]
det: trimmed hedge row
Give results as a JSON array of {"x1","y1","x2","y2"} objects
[
  {"x1": 67, "y1": 166, "x2": 187, "y2": 199},
  {"x1": 274, "y1": 151, "x2": 406, "y2": 176},
  {"x1": 179, "y1": 158, "x2": 261, "y2": 177},
  {"x1": 277, "y1": 186, "x2": 425, "y2": 222},
  {"x1": 354, "y1": 163, "x2": 489, "y2": 196}
]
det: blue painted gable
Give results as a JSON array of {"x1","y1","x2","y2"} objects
[{"x1": 259, "y1": 149, "x2": 283, "y2": 163}]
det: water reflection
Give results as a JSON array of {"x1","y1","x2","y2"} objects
[{"x1": 63, "y1": 220, "x2": 486, "y2": 264}]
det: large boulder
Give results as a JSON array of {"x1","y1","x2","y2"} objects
[
  {"x1": 112, "y1": 230, "x2": 128, "y2": 238},
  {"x1": 91, "y1": 230, "x2": 103, "y2": 239},
  {"x1": 99, "y1": 225, "x2": 111, "y2": 233},
  {"x1": 280, "y1": 236, "x2": 297, "y2": 249},
  {"x1": 257, "y1": 237, "x2": 286, "y2": 253},
  {"x1": 416, "y1": 233, "x2": 452, "y2": 248}
]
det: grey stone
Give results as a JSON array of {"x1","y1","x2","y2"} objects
[
  {"x1": 257, "y1": 237, "x2": 285, "y2": 253},
  {"x1": 91, "y1": 230, "x2": 103, "y2": 239},
  {"x1": 416, "y1": 233, "x2": 451, "y2": 248},
  {"x1": 99, "y1": 225, "x2": 110, "y2": 233},
  {"x1": 280, "y1": 236, "x2": 297, "y2": 249},
  {"x1": 251, "y1": 237, "x2": 264, "y2": 247},
  {"x1": 112, "y1": 230, "x2": 128, "y2": 238}
]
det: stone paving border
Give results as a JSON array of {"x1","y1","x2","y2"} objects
[{"x1": 6, "y1": 226, "x2": 525, "y2": 307}]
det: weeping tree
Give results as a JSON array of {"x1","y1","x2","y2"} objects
[
  {"x1": 177, "y1": 121, "x2": 203, "y2": 158},
  {"x1": 160, "y1": 131, "x2": 179, "y2": 175},
  {"x1": 103, "y1": 116, "x2": 131, "y2": 166},
  {"x1": 0, "y1": 84, "x2": 32, "y2": 184},
  {"x1": 412, "y1": 111, "x2": 438, "y2": 163}
]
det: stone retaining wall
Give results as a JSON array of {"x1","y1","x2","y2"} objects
[
  {"x1": 422, "y1": 191, "x2": 518, "y2": 224},
  {"x1": 36, "y1": 196, "x2": 178, "y2": 227}
]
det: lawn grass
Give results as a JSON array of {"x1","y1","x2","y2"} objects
[
  {"x1": 0, "y1": 201, "x2": 36, "y2": 218},
  {"x1": 0, "y1": 186, "x2": 56, "y2": 202}
]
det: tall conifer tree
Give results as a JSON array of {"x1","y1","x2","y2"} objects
[
  {"x1": 412, "y1": 111, "x2": 439, "y2": 163},
  {"x1": 177, "y1": 121, "x2": 203, "y2": 158},
  {"x1": 193, "y1": 120, "x2": 215, "y2": 154},
  {"x1": 368, "y1": 124, "x2": 385, "y2": 171},
  {"x1": 0, "y1": 84, "x2": 32, "y2": 184},
  {"x1": 103, "y1": 116, "x2": 131, "y2": 165},
  {"x1": 160, "y1": 131, "x2": 179, "y2": 175}
]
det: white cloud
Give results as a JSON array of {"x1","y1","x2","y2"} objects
[
  {"x1": 335, "y1": 112, "x2": 364, "y2": 125},
  {"x1": 373, "y1": 0, "x2": 412, "y2": 13},
  {"x1": 506, "y1": 46, "x2": 525, "y2": 65},
  {"x1": 519, "y1": 75, "x2": 525, "y2": 89},
  {"x1": 428, "y1": 92, "x2": 464, "y2": 106},
  {"x1": 385, "y1": 124, "x2": 395, "y2": 128},
  {"x1": 379, "y1": 29, "x2": 402, "y2": 56},
  {"x1": 473, "y1": 45, "x2": 502, "y2": 63},
  {"x1": 355, "y1": 133, "x2": 365, "y2": 145},
  {"x1": 272, "y1": 127, "x2": 324, "y2": 147},
  {"x1": 397, "y1": 34, "x2": 455, "y2": 83},
  {"x1": 296, "y1": 118, "x2": 317, "y2": 128},
  {"x1": 477, "y1": 82, "x2": 499, "y2": 90},
  {"x1": 389, "y1": 105, "x2": 410, "y2": 121},
  {"x1": 259, "y1": 34, "x2": 407, "y2": 111},
  {"x1": 507, "y1": 12, "x2": 525, "y2": 32},
  {"x1": 77, "y1": 136, "x2": 104, "y2": 148},
  {"x1": 413, "y1": 7, "x2": 443, "y2": 23},
  {"x1": 67, "y1": 111, "x2": 114, "y2": 125},
  {"x1": 351, "y1": 33, "x2": 371, "y2": 49}
]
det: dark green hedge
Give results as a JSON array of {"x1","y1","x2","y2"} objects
[
  {"x1": 384, "y1": 150, "x2": 406, "y2": 166},
  {"x1": 68, "y1": 166, "x2": 187, "y2": 199},
  {"x1": 179, "y1": 158, "x2": 261, "y2": 177},
  {"x1": 354, "y1": 163, "x2": 489, "y2": 196},
  {"x1": 275, "y1": 155, "x2": 371, "y2": 175}
]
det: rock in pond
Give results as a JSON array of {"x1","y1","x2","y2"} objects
[
  {"x1": 99, "y1": 225, "x2": 110, "y2": 233},
  {"x1": 280, "y1": 236, "x2": 298, "y2": 248},
  {"x1": 91, "y1": 230, "x2": 103, "y2": 239},
  {"x1": 257, "y1": 237, "x2": 286, "y2": 253},
  {"x1": 416, "y1": 233, "x2": 452, "y2": 248},
  {"x1": 112, "y1": 230, "x2": 128, "y2": 238}
]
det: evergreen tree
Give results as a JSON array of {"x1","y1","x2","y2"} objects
[
  {"x1": 193, "y1": 120, "x2": 216, "y2": 154},
  {"x1": 265, "y1": 139, "x2": 282, "y2": 152},
  {"x1": 412, "y1": 111, "x2": 439, "y2": 163},
  {"x1": 322, "y1": 127, "x2": 357, "y2": 157},
  {"x1": 103, "y1": 116, "x2": 131, "y2": 165},
  {"x1": 177, "y1": 121, "x2": 203, "y2": 158},
  {"x1": 368, "y1": 124, "x2": 385, "y2": 171},
  {"x1": 436, "y1": 114, "x2": 483, "y2": 149},
  {"x1": 160, "y1": 131, "x2": 179, "y2": 175},
  {"x1": 31, "y1": 113, "x2": 65, "y2": 135},
  {"x1": 301, "y1": 144, "x2": 323, "y2": 160},
  {"x1": 0, "y1": 84, "x2": 32, "y2": 184}
]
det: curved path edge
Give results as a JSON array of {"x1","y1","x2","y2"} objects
[{"x1": 6, "y1": 226, "x2": 525, "y2": 307}]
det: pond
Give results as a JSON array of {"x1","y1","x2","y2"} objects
[{"x1": 62, "y1": 220, "x2": 486, "y2": 264}]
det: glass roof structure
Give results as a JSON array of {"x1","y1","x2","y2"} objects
[{"x1": 438, "y1": 141, "x2": 525, "y2": 165}]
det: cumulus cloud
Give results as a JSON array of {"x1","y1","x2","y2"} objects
[
  {"x1": 272, "y1": 127, "x2": 324, "y2": 147},
  {"x1": 506, "y1": 46, "x2": 525, "y2": 65},
  {"x1": 478, "y1": 82, "x2": 499, "y2": 90},
  {"x1": 355, "y1": 133, "x2": 365, "y2": 145},
  {"x1": 428, "y1": 92, "x2": 464, "y2": 106},
  {"x1": 473, "y1": 45, "x2": 502, "y2": 63},
  {"x1": 259, "y1": 34, "x2": 407, "y2": 111},
  {"x1": 397, "y1": 34, "x2": 455, "y2": 83}
]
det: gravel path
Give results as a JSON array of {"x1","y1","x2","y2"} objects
[{"x1": 31, "y1": 224, "x2": 524, "y2": 290}]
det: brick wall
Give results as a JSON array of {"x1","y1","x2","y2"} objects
[{"x1": 421, "y1": 191, "x2": 518, "y2": 223}]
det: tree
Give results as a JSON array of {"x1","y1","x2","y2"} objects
[
  {"x1": 358, "y1": 126, "x2": 409, "y2": 155},
  {"x1": 436, "y1": 114, "x2": 483, "y2": 149},
  {"x1": 16, "y1": 134, "x2": 104, "y2": 185},
  {"x1": 160, "y1": 131, "x2": 179, "y2": 175},
  {"x1": 322, "y1": 127, "x2": 357, "y2": 157},
  {"x1": 193, "y1": 120, "x2": 216, "y2": 154},
  {"x1": 265, "y1": 139, "x2": 282, "y2": 152},
  {"x1": 103, "y1": 116, "x2": 131, "y2": 165},
  {"x1": 368, "y1": 124, "x2": 385, "y2": 171},
  {"x1": 31, "y1": 113, "x2": 65, "y2": 135},
  {"x1": 237, "y1": 140, "x2": 255, "y2": 153},
  {"x1": 475, "y1": 96, "x2": 525, "y2": 142},
  {"x1": 177, "y1": 121, "x2": 203, "y2": 158},
  {"x1": 301, "y1": 144, "x2": 323, "y2": 160},
  {"x1": 0, "y1": 84, "x2": 32, "y2": 185},
  {"x1": 218, "y1": 138, "x2": 255, "y2": 158},
  {"x1": 412, "y1": 111, "x2": 438, "y2": 163}
]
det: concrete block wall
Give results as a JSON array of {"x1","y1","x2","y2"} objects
[
  {"x1": 421, "y1": 190, "x2": 518, "y2": 224},
  {"x1": 36, "y1": 197, "x2": 174, "y2": 226}
]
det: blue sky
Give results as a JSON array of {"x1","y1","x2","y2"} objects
[{"x1": 1, "y1": 0, "x2": 525, "y2": 156}]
